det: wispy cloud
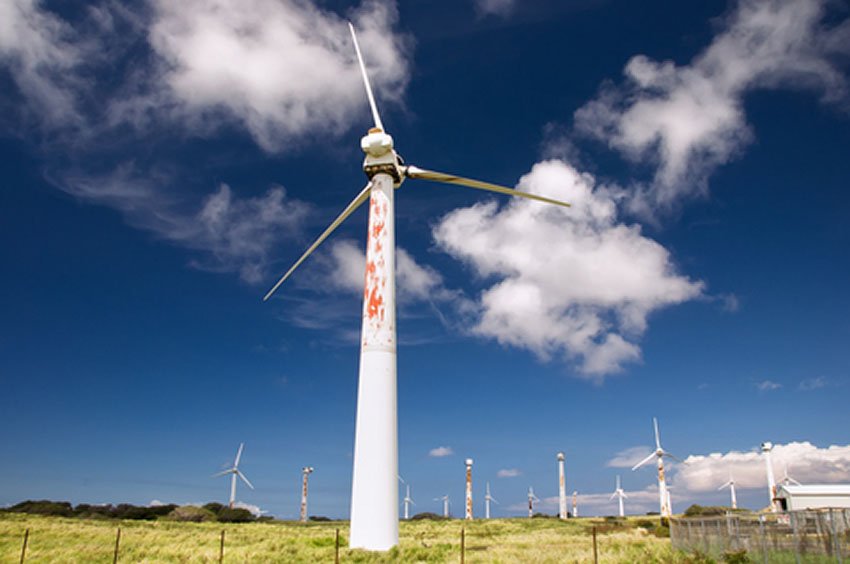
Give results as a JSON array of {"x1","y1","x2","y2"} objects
[
  {"x1": 799, "y1": 377, "x2": 827, "y2": 391},
  {"x1": 497, "y1": 468, "x2": 521, "y2": 478},
  {"x1": 574, "y1": 0, "x2": 850, "y2": 217},
  {"x1": 755, "y1": 379, "x2": 782, "y2": 392},
  {"x1": 606, "y1": 446, "x2": 653, "y2": 468},
  {"x1": 473, "y1": 0, "x2": 516, "y2": 18},
  {"x1": 428, "y1": 446, "x2": 453, "y2": 458}
]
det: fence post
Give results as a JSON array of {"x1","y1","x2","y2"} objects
[
  {"x1": 460, "y1": 527, "x2": 465, "y2": 564},
  {"x1": 335, "y1": 528, "x2": 340, "y2": 564},
  {"x1": 831, "y1": 508, "x2": 843, "y2": 564},
  {"x1": 759, "y1": 517, "x2": 768, "y2": 564},
  {"x1": 219, "y1": 529, "x2": 225, "y2": 563},
  {"x1": 20, "y1": 529, "x2": 29, "y2": 564},
  {"x1": 592, "y1": 526, "x2": 598, "y2": 564},
  {"x1": 113, "y1": 527, "x2": 121, "y2": 564}
]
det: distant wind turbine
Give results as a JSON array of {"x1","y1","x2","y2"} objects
[
  {"x1": 527, "y1": 487, "x2": 540, "y2": 518},
  {"x1": 262, "y1": 22, "x2": 570, "y2": 552},
  {"x1": 632, "y1": 417, "x2": 681, "y2": 517},
  {"x1": 484, "y1": 481, "x2": 498, "y2": 519},
  {"x1": 213, "y1": 443, "x2": 254, "y2": 509},
  {"x1": 718, "y1": 475, "x2": 737, "y2": 509},
  {"x1": 611, "y1": 475, "x2": 628, "y2": 517},
  {"x1": 300, "y1": 466, "x2": 314, "y2": 523},
  {"x1": 402, "y1": 484, "x2": 415, "y2": 520},
  {"x1": 572, "y1": 490, "x2": 579, "y2": 518},
  {"x1": 435, "y1": 495, "x2": 450, "y2": 518},
  {"x1": 780, "y1": 464, "x2": 801, "y2": 486},
  {"x1": 557, "y1": 452, "x2": 567, "y2": 520}
]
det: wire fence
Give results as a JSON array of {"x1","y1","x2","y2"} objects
[{"x1": 670, "y1": 509, "x2": 850, "y2": 562}]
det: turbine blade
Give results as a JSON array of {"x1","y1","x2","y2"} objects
[
  {"x1": 348, "y1": 23, "x2": 383, "y2": 131},
  {"x1": 405, "y1": 165, "x2": 571, "y2": 208},
  {"x1": 491, "y1": 497, "x2": 499, "y2": 505},
  {"x1": 212, "y1": 470, "x2": 231, "y2": 478},
  {"x1": 662, "y1": 451, "x2": 684, "y2": 464},
  {"x1": 263, "y1": 182, "x2": 372, "y2": 301},
  {"x1": 632, "y1": 452, "x2": 656, "y2": 471},
  {"x1": 234, "y1": 443, "x2": 244, "y2": 468},
  {"x1": 610, "y1": 492, "x2": 617, "y2": 501},
  {"x1": 622, "y1": 492, "x2": 628, "y2": 499},
  {"x1": 653, "y1": 418, "x2": 661, "y2": 450},
  {"x1": 237, "y1": 469, "x2": 254, "y2": 490}
]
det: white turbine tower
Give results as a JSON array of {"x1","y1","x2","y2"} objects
[
  {"x1": 718, "y1": 475, "x2": 737, "y2": 509},
  {"x1": 632, "y1": 417, "x2": 681, "y2": 518},
  {"x1": 527, "y1": 487, "x2": 540, "y2": 518},
  {"x1": 464, "y1": 458, "x2": 474, "y2": 521},
  {"x1": 402, "y1": 484, "x2": 415, "y2": 520},
  {"x1": 484, "y1": 482, "x2": 498, "y2": 519},
  {"x1": 213, "y1": 443, "x2": 254, "y2": 509},
  {"x1": 435, "y1": 495, "x2": 450, "y2": 518},
  {"x1": 557, "y1": 452, "x2": 567, "y2": 520},
  {"x1": 300, "y1": 466, "x2": 314, "y2": 523},
  {"x1": 761, "y1": 442, "x2": 778, "y2": 512},
  {"x1": 262, "y1": 23, "x2": 570, "y2": 552},
  {"x1": 572, "y1": 490, "x2": 579, "y2": 518},
  {"x1": 611, "y1": 475, "x2": 627, "y2": 517}
]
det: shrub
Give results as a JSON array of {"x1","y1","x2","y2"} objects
[
  {"x1": 722, "y1": 549, "x2": 751, "y2": 563},
  {"x1": 203, "y1": 502, "x2": 225, "y2": 514},
  {"x1": 308, "y1": 515, "x2": 331, "y2": 522},
  {"x1": 7, "y1": 500, "x2": 74, "y2": 517},
  {"x1": 410, "y1": 512, "x2": 447, "y2": 521},
  {"x1": 217, "y1": 508, "x2": 255, "y2": 523},
  {"x1": 685, "y1": 504, "x2": 731, "y2": 517},
  {"x1": 168, "y1": 506, "x2": 217, "y2": 522}
]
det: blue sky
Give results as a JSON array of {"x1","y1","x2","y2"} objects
[{"x1": 1, "y1": 0, "x2": 849, "y2": 519}]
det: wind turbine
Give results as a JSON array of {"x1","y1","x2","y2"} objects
[
  {"x1": 300, "y1": 466, "x2": 314, "y2": 523},
  {"x1": 572, "y1": 490, "x2": 579, "y2": 518},
  {"x1": 402, "y1": 484, "x2": 415, "y2": 519},
  {"x1": 631, "y1": 417, "x2": 681, "y2": 518},
  {"x1": 611, "y1": 475, "x2": 627, "y2": 517},
  {"x1": 262, "y1": 23, "x2": 570, "y2": 552},
  {"x1": 527, "y1": 487, "x2": 540, "y2": 518},
  {"x1": 484, "y1": 481, "x2": 498, "y2": 519},
  {"x1": 780, "y1": 464, "x2": 801, "y2": 486},
  {"x1": 464, "y1": 458, "x2": 474, "y2": 520},
  {"x1": 557, "y1": 452, "x2": 567, "y2": 520},
  {"x1": 213, "y1": 443, "x2": 254, "y2": 509},
  {"x1": 718, "y1": 475, "x2": 737, "y2": 509},
  {"x1": 435, "y1": 495, "x2": 450, "y2": 518},
  {"x1": 761, "y1": 442, "x2": 778, "y2": 512}
]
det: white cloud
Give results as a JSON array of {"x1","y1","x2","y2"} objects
[
  {"x1": 0, "y1": 0, "x2": 85, "y2": 125},
  {"x1": 116, "y1": 0, "x2": 410, "y2": 151},
  {"x1": 432, "y1": 160, "x2": 704, "y2": 377},
  {"x1": 428, "y1": 446, "x2": 454, "y2": 458},
  {"x1": 497, "y1": 468, "x2": 522, "y2": 478},
  {"x1": 474, "y1": 0, "x2": 516, "y2": 18},
  {"x1": 799, "y1": 377, "x2": 827, "y2": 391},
  {"x1": 233, "y1": 501, "x2": 266, "y2": 516},
  {"x1": 607, "y1": 446, "x2": 654, "y2": 469},
  {"x1": 58, "y1": 165, "x2": 309, "y2": 283},
  {"x1": 575, "y1": 0, "x2": 850, "y2": 215},
  {"x1": 677, "y1": 442, "x2": 850, "y2": 493},
  {"x1": 756, "y1": 379, "x2": 782, "y2": 392}
]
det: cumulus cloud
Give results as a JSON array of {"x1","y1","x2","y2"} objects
[
  {"x1": 428, "y1": 446, "x2": 454, "y2": 458},
  {"x1": 497, "y1": 468, "x2": 522, "y2": 478},
  {"x1": 473, "y1": 0, "x2": 516, "y2": 18},
  {"x1": 575, "y1": 0, "x2": 850, "y2": 215},
  {"x1": 755, "y1": 379, "x2": 782, "y2": 392},
  {"x1": 116, "y1": 0, "x2": 410, "y2": 151},
  {"x1": 433, "y1": 160, "x2": 704, "y2": 377},
  {"x1": 57, "y1": 165, "x2": 310, "y2": 283},
  {"x1": 677, "y1": 442, "x2": 850, "y2": 493},
  {"x1": 607, "y1": 446, "x2": 654, "y2": 468}
]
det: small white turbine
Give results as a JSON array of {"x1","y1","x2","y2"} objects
[
  {"x1": 632, "y1": 418, "x2": 682, "y2": 518},
  {"x1": 781, "y1": 464, "x2": 801, "y2": 487},
  {"x1": 484, "y1": 482, "x2": 498, "y2": 519},
  {"x1": 611, "y1": 475, "x2": 628, "y2": 517},
  {"x1": 402, "y1": 484, "x2": 415, "y2": 520},
  {"x1": 213, "y1": 443, "x2": 254, "y2": 509},
  {"x1": 300, "y1": 466, "x2": 314, "y2": 523},
  {"x1": 464, "y1": 458, "x2": 474, "y2": 521},
  {"x1": 557, "y1": 452, "x2": 567, "y2": 520},
  {"x1": 718, "y1": 475, "x2": 737, "y2": 510},
  {"x1": 572, "y1": 490, "x2": 579, "y2": 518},
  {"x1": 761, "y1": 442, "x2": 778, "y2": 512},
  {"x1": 527, "y1": 487, "x2": 540, "y2": 518},
  {"x1": 434, "y1": 495, "x2": 450, "y2": 518}
]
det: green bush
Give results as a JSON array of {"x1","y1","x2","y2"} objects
[
  {"x1": 217, "y1": 508, "x2": 255, "y2": 523},
  {"x1": 410, "y1": 512, "x2": 447, "y2": 521},
  {"x1": 167, "y1": 506, "x2": 217, "y2": 522},
  {"x1": 7, "y1": 500, "x2": 74, "y2": 517},
  {"x1": 308, "y1": 515, "x2": 331, "y2": 522},
  {"x1": 685, "y1": 504, "x2": 732, "y2": 517},
  {"x1": 722, "y1": 549, "x2": 751, "y2": 563}
]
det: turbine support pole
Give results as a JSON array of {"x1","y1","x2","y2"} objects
[
  {"x1": 465, "y1": 459, "x2": 474, "y2": 520},
  {"x1": 349, "y1": 171, "x2": 398, "y2": 550},
  {"x1": 730, "y1": 482, "x2": 737, "y2": 510},
  {"x1": 300, "y1": 467, "x2": 313, "y2": 523},
  {"x1": 557, "y1": 452, "x2": 567, "y2": 520},
  {"x1": 229, "y1": 473, "x2": 236, "y2": 509},
  {"x1": 762, "y1": 442, "x2": 778, "y2": 513},
  {"x1": 572, "y1": 491, "x2": 578, "y2": 518},
  {"x1": 658, "y1": 456, "x2": 669, "y2": 518}
]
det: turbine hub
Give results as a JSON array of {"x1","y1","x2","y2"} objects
[{"x1": 361, "y1": 129, "x2": 403, "y2": 183}]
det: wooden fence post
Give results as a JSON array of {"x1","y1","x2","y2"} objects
[
  {"x1": 592, "y1": 526, "x2": 598, "y2": 564},
  {"x1": 335, "y1": 528, "x2": 340, "y2": 564},
  {"x1": 460, "y1": 527, "x2": 465, "y2": 564},
  {"x1": 112, "y1": 527, "x2": 121, "y2": 563},
  {"x1": 219, "y1": 529, "x2": 225, "y2": 563},
  {"x1": 20, "y1": 529, "x2": 29, "y2": 564}
]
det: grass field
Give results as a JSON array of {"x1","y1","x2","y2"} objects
[{"x1": 0, "y1": 513, "x2": 712, "y2": 563}]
